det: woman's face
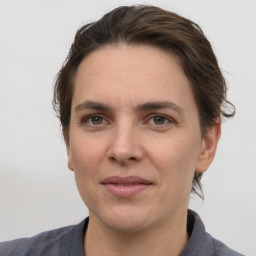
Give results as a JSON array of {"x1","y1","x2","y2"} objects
[{"x1": 67, "y1": 44, "x2": 219, "y2": 232}]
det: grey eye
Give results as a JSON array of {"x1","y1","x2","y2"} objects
[
  {"x1": 152, "y1": 116, "x2": 167, "y2": 125},
  {"x1": 90, "y1": 116, "x2": 104, "y2": 125}
]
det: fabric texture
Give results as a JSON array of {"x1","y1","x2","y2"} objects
[{"x1": 0, "y1": 210, "x2": 243, "y2": 256}]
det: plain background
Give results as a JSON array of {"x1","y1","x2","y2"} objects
[{"x1": 0, "y1": 0, "x2": 255, "y2": 255}]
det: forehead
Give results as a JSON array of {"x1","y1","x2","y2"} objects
[{"x1": 72, "y1": 44, "x2": 197, "y2": 114}]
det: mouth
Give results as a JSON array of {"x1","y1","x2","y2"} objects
[{"x1": 101, "y1": 176, "x2": 153, "y2": 197}]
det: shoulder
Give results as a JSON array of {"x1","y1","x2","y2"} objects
[
  {"x1": 0, "y1": 220, "x2": 86, "y2": 256},
  {"x1": 0, "y1": 226, "x2": 72, "y2": 256},
  {"x1": 182, "y1": 210, "x2": 244, "y2": 256},
  {"x1": 206, "y1": 232, "x2": 244, "y2": 256}
]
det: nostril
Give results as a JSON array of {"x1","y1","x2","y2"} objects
[
  {"x1": 109, "y1": 156, "x2": 116, "y2": 162},
  {"x1": 109, "y1": 156, "x2": 136, "y2": 161},
  {"x1": 108, "y1": 155, "x2": 138, "y2": 165}
]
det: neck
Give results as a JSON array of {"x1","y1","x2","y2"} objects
[{"x1": 84, "y1": 211, "x2": 189, "y2": 256}]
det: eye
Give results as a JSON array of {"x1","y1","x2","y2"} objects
[
  {"x1": 148, "y1": 115, "x2": 172, "y2": 126},
  {"x1": 82, "y1": 115, "x2": 107, "y2": 126}
]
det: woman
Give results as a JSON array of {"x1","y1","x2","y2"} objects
[{"x1": 0, "y1": 5, "x2": 242, "y2": 256}]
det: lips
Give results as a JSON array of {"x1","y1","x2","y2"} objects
[{"x1": 101, "y1": 176, "x2": 153, "y2": 197}]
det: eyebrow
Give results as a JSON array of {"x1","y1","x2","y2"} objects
[
  {"x1": 136, "y1": 101, "x2": 184, "y2": 115},
  {"x1": 75, "y1": 101, "x2": 111, "y2": 111},
  {"x1": 75, "y1": 100, "x2": 184, "y2": 115}
]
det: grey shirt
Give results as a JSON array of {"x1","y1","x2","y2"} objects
[{"x1": 0, "y1": 210, "x2": 243, "y2": 256}]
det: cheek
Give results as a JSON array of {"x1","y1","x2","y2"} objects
[
  {"x1": 69, "y1": 136, "x2": 107, "y2": 200},
  {"x1": 70, "y1": 137, "x2": 106, "y2": 207},
  {"x1": 70, "y1": 136, "x2": 106, "y2": 174},
  {"x1": 146, "y1": 134, "x2": 201, "y2": 183}
]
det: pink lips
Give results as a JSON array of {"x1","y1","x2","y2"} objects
[{"x1": 101, "y1": 176, "x2": 153, "y2": 197}]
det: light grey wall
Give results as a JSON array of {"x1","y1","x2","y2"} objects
[{"x1": 0, "y1": 0, "x2": 255, "y2": 255}]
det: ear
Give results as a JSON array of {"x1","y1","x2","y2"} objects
[
  {"x1": 66, "y1": 146, "x2": 74, "y2": 172},
  {"x1": 196, "y1": 120, "x2": 221, "y2": 173}
]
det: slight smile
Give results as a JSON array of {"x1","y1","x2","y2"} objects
[{"x1": 101, "y1": 176, "x2": 153, "y2": 197}]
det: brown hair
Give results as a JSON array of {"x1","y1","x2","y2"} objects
[{"x1": 53, "y1": 5, "x2": 235, "y2": 198}]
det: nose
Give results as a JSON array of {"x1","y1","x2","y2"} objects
[{"x1": 107, "y1": 123, "x2": 144, "y2": 165}]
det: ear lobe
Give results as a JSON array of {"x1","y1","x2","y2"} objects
[
  {"x1": 196, "y1": 121, "x2": 221, "y2": 173},
  {"x1": 67, "y1": 147, "x2": 74, "y2": 172}
]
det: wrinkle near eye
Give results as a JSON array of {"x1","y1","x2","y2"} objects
[
  {"x1": 89, "y1": 116, "x2": 104, "y2": 125},
  {"x1": 150, "y1": 116, "x2": 169, "y2": 125},
  {"x1": 80, "y1": 114, "x2": 110, "y2": 129}
]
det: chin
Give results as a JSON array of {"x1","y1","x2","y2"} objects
[{"x1": 93, "y1": 206, "x2": 153, "y2": 233}]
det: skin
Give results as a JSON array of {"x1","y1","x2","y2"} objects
[{"x1": 67, "y1": 44, "x2": 221, "y2": 256}]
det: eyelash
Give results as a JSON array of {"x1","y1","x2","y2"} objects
[
  {"x1": 147, "y1": 114, "x2": 174, "y2": 126},
  {"x1": 81, "y1": 114, "x2": 174, "y2": 127},
  {"x1": 81, "y1": 114, "x2": 108, "y2": 126}
]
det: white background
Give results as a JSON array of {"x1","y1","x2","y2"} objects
[{"x1": 0, "y1": 0, "x2": 255, "y2": 255}]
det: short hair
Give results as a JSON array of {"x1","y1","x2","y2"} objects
[{"x1": 53, "y1": 5, "x2": 235, "y2": 199}]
